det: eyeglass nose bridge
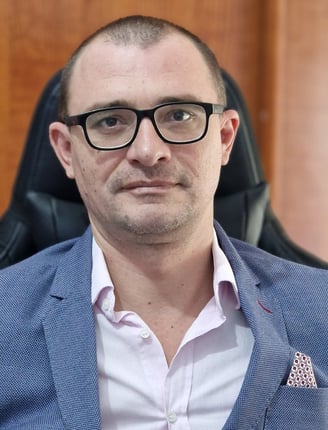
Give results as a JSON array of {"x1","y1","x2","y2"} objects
[{"x1": 132, "y1": 107, "x2": 164, "y2": 143}]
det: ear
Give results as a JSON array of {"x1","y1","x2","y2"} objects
[
  {"x1": 49, "y1": 122, "x2": 75, "y2": 179},
  {"x1": 219, "y1": 109, "x2": 240, "y2": 166}
]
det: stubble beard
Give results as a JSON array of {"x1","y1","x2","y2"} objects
[
  {"x1": 105, "y1": 166, "x2": 198, "y2": 242},
  {"x1": 119, "y1": 201, "x2": 196, "y2": 239}
]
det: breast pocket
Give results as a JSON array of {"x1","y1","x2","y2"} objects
[{"x1": 263, "y1": 386, "x2": 328, "y2": 429}]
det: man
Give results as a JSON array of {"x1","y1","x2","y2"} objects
[{"x1": 0, "y1": 15, "x2": 328, "y2": 430}]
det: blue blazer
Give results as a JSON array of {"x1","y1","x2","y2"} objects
[{"x1": 1, "y1": 222, "x2": 328, "y2": 429}]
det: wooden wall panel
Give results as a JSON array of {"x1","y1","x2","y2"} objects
[{"x1": 259, "y1": 0, "x2": 328, "y2": 259}]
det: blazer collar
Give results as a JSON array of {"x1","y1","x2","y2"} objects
[
  {"x1": 214, "y1": 222, "x2": 291, "y2": 429},
  {"x1": 42, "y1": 228, "x2": 102, "y2": 430}
]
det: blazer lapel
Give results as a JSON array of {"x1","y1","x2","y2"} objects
[
  {"x1": 215, "y1": 223, "x2": 291, "y2": 429},
  {"x1": 42, "y1": 229, "x2": 101, "y2": 430},
  {"x1": 225, "y1": 272, "x2": 291, "y2": 429}
]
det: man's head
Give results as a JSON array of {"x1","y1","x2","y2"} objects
[
  {"x1": 49, "y1": 15, "x2": 239, "y2": 248},
  {"x1": 58, "y1": 15, "x2": 227, "y2": 122}
]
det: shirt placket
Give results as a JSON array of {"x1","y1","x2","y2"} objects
[{"x1": 164, "y1": 342, "x2": 194, "y2": 429}]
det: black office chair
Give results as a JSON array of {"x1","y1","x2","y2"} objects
[{"x1": 0, "y1": 69, "x2": 327, "y2": 269}]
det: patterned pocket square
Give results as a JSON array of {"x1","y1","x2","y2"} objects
[{"x1": 287, "y1": 351, "x2": 317, "y2": 388}]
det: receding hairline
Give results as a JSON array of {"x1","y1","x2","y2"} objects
[{"x1": 58, "y1": 15, "x2": 226, "y2": 120}]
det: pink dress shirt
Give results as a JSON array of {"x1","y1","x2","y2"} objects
[{"x1": 92, "y1": 232, "x2": 254, "y2": 429}]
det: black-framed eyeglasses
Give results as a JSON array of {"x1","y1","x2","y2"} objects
[{"x1": 64, "y1": 101, "x2": 225, "y2": 150}]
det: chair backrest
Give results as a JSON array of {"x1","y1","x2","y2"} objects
[{"x1": 0, "y1": 69, "x2": 327, "y2": 269}]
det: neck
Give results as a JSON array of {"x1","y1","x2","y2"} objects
[
  {"x1": 101, "y1": 227, "x2": 213, "y2": 298},
  {"x1": 94, "y1": 225, "x2": 215, "y2": 363}
]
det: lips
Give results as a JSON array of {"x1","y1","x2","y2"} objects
[{"x1": 122, "y1": 180, "x2": 176, "y2": 190}]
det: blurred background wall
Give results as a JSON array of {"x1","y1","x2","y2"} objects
[{"x1": 0, "y1": 0, "x2": 327, "y2": 260}]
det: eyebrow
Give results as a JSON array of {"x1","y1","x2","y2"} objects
[{"x1": 83, "y1": 95, "x2": 204, "y2": 112}]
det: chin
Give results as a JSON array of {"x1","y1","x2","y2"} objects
[{"x1": 120, "y1": 209, "x2": 195, "y2": 238}]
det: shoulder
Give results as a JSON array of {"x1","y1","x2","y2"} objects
[
  {"x1": 214, "y1": 221, "x2": 328, "y2": 290},
  {"x1": 0, "y1": 238, "x2": 78, "y2": 342},
  {"x1": 232, "y1": 237, "x2": 328, "y2": 285},
  {"x1": 0, "y1": 229, "x2": 93, "y2": 349},
  {"x1": 0, "y1": 237, "x2": 78, "y2": 298}
]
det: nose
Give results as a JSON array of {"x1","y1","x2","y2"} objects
[{"x1": 126, "y1": 118, "x2": 172, "y2": 166}]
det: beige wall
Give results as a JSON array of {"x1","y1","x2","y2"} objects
[{"x1": 0, "y1": 0, "x2": 327, "y2": 260}]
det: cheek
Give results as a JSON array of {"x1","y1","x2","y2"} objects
[
  {"x1": 198, "y1": 136, "x2": 222, "y2": 180},
  {"x1": 183, "y1": 140, "x2": 222, "y2": 195},
  {"x1": 69, "y1": 147, "x2": 102, "y2": 200},
  {"x1": 204, "y1": 150, "x2": 222, "y2": 193},
  {"x1": 72, "y1": 158, "x2": 96, "y2": 201},
  {"x1": 71, "y1": 148, "x2": 123, "y2": 202}
]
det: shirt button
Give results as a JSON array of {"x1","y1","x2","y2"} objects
[
  {"x1": 167, "y1": 412, "x2": 177, "y2": 423},
  {"x1": 102, "y1": 298, "x2": 110, "y2": 311},
  {"x1": 139, "y1": 328, "x2": 151, "y2": 339}
]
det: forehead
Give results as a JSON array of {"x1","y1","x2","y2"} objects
[{"x1": 68, "y1": 33, "x2": 218, "y2": 113}]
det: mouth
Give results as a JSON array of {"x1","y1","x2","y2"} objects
[{"x1": 121, "y1": 180, "x2": 178, "y2": 195}]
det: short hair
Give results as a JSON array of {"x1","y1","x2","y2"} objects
[{"x1": 58, "y1": 15, "x2": 226, "y2": 121}]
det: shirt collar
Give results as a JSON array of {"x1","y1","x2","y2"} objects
[
  {"x1": 91, "y1": 230, "x2": 240, "y2": 309},
  {"x1": 91, "y1": 238, "x2": 113, "y2": 306},
  {"x1": 211, "y1": 229, "x2": 240, "y2": 309}
]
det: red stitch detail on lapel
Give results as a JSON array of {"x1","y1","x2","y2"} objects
[{"x1": 257, "y1": 298, "x2": 273, "y2": 314}]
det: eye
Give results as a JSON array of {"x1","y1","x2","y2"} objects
[
  {"x1": 156, "y1": 103, "x2": 203, "y2": 125},
  {"x1": 87, "y1": 109, "x2": 133, "y2": 132},
  {"x1": 171, "y1": 109, "x2": 192, "y2": 122},
  {"x1": 99, "y1": 116, "x2": 120, "y2": 128},
  {"x1": 96, "y1": 112, "x2": 128, "y2": 129}
]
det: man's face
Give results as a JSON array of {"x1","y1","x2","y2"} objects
[{"x1": 50, "y1": 33, "x2": 238, "y2": 246}]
